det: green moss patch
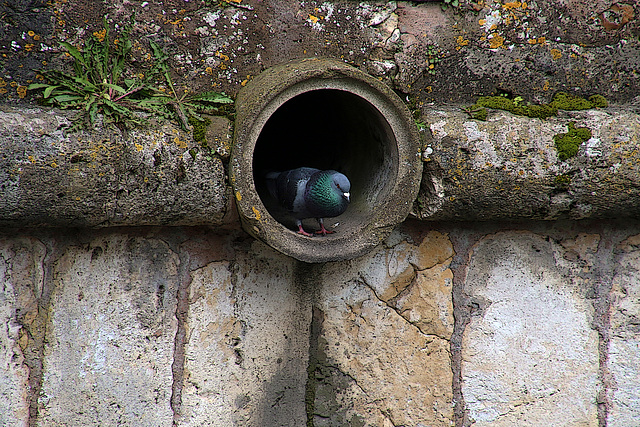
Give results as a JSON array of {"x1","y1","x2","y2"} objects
[
  {"x1": 468, "y1": 92, "x2": 608, "y2": 120},
  {"x1": 188, "y1": 116, "x2": 211, "y2": 144},
  {"x1": 554, "y1": 122, "x2": 592, "y2": 161}
]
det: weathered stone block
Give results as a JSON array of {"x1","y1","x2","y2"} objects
[
  {"x1": 179, "y1": 242, "x2": 308, "y2": 426},
  {"x1": 461, "y1": 232, "x2": 599, "y2": 426},
  {"x1": 312, "y1": 230, "x2": 455, "y2": 426},
  {"x1": 0, "y1": 239, "x2": 34, "y2": 427},
  {"x1": 417, "y1": 107, "x2": 640, "y2": 221},
  {"x1": 608, "y1": 235, "x2": 640, "y2": 426},
  {"x1": 38, "y1": 235, "x2": 178, "y2": 426},
  {"x1": 0, "y1": 106, "x2": 229, "y2": 227}
]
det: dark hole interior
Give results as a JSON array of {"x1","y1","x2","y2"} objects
[{"x1": 253, "y1": 89, "x2": 398, "y2": 233}]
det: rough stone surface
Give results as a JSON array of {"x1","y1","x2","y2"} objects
[
  {"x1": 608, "y1": 234, "x2": 640, "y2": 426},
  {"x1": 0, "y1": 239, "x2": 32, "y2": 427},
  {"x1": 38, "y1": 234, "x2": 179, "y2": 426},
  {"x1": 0, "y1": 106, "x2": 230, "y2": 227},
  {"x1": 179, "y1": 241, "x2": 309, "y2": 426},
  {"x1": 4, "y1": 1, "x2": 638, "y2": 105},
  {"x1": 310, "y1": 229, "x2": 456, "y2": 426},
  {"x1": 416, "y1": 106, "x2": 640, "y2": 221},
  {"x1": 5, "y1": 103, "x2": 640, "y2": 228},
  {"x1": 2, "y1": 222, "x2": 640, "y2": 425},
  {"x1": 461, "y1": 232, "x2": 599, "y2": 426}
]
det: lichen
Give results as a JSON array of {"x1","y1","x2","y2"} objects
[
  {"x1": 553, "y1": 174, "x2": 572, "y2": 189},
  {"x1": 469, "y1": 92, "x2": 608, "y2": 120},
  {"x1": 554, "y1": 122, "x2": 592, "y2": 161}
]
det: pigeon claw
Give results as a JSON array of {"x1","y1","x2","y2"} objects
[
  {"x1": 297, "y1": 224, "x2": 314, "y2": 237},
  {"x1": 314, "y1": 224, "x2": 335, "y2": 236}
]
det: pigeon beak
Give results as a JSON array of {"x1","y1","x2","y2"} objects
[{"x1": 343, "y1": 192, "x2": 350, "y2": 202}]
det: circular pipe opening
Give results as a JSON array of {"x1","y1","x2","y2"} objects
[
  {"x1": 231, "y1": 58, "x2": 422, "y2": 263},
  {"x1": 253, "y1": 89, "x2": 397, "y2": 237}
]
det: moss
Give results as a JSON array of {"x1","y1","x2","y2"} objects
[
  {"x1": 550, "y1": 92, "x2": 607, "y2": 110},
  {"x1": 472, "y1": 107, "x2": 488, "y2": 121},
  {"x1": 469, "y1": 92, "x2": 607, "y2": 120},
  {"x1": 188, "y1": 116, "x2": 211, "y2": 145},
  {"x1": 462, "y1": 106, "x2": 488, "y2": 120},
  {"x1": 554, "y1": 121, "x2": 592, "y2": 161},
  {"x1": 475, "y1": 95, "x2": 558, "y2": 119},
  {"x1": 588, "y1": 94, "x2": 608, "y2": 108}
]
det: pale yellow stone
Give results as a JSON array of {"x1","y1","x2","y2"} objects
[
  {"x1": 411, "y1": 230, "x2": 455, "y2": 270},
  {"x1": 394, "y1": 262, "x2": 455, "y2": 340},
  {"x1": 321, "y1": 295, "x2": 454, "y2": 426}
]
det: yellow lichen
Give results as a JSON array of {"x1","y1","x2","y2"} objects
[
  {"x1": 174, "y1": 137, "x2": 188, "y2": 149},
  {"x1": 93, "y1": 28, "x2": 106, "y2": 42},
  {"x1": 488, "y1": 33, "x2": 505, "y2": 49},
  {"x1": 252, "y1": 206, "x2": 261, "y2": 221},
  {"x1": 456, "y1": 36, "x2": 469, "y2": 50},
  {"x1": 215, "y1": 51, "x2": 230, "y2": 62}
]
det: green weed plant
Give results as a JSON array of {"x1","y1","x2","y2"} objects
[{"x1": 28, "y1": 17, "x2": 232, "y2": 131}]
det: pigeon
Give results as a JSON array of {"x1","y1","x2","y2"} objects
[{"x1": 266, "y1": 167, "x2": 351, "y2": 237}]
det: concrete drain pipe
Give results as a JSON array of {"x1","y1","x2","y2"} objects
[{"x1": 230, "y1": 58, "x2": 422, "y2": 263}]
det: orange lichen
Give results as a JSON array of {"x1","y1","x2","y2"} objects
[
  {"x1": 503, "y1": 1, "x2": 518, "y2": 9},
  {"x1": 252, "y1": 206, "x2": 261, "y2": 221},
  {"x1": 456, "y1": 35, "x2": 469, "y2": 50},
  {"x1": 93, "y1": 28, "x2": 106, "y2": 42},
  {"x1": 489, "y1": 33, "x2": 505, "y2": 49},
  {"x1": 16, "y1": 85, "x2": 27, "y2": 98}
]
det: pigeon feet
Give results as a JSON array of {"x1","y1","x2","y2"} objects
[
  {"x1": 297, "y1": 224, "x2": 314, "y2": 237},
  {"x1": 314, "y1": 224, "x2": 335, "y2": 236}
]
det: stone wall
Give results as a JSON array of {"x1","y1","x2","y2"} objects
[
  {"x1": 2, "y1": 0, "x2": 640, "y2": 426},
  {"x1": 2, "y1": 222, "x2": 640, "y2": 426}
]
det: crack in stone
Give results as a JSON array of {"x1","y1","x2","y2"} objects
[
  {"x1": 591, "y1": 230, "x2": 616, "y2": 427},
  {"x1": 357, "y1": 271, "x2": 451, "y2": 342},
  {"x1": 449, "y1": 232, "x2": 478, "y2": 427},
  {"x1": 318, "y1": 363, "x2": 396, "y2": 427},
  {"x1": 22, "y1": 236, "x2": 56, "y2": 427},
  {"x1": 169, "y1": 247, "x2": 191, "y2": 425}
]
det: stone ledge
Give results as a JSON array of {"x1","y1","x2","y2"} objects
[
  {"x1": 2, "y1": 105, "x2": 639, "y2": 227},
  {"x1": 0, "y1": 106, "x2": 231, "y2": 227},
  {"x1": 415, "y1": 105, "x2": 640, "y2": 221}
]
